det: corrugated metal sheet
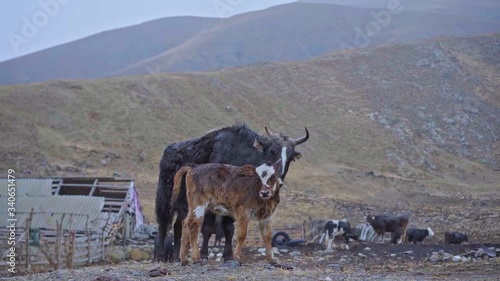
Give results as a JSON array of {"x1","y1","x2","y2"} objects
[
  {"x1": 0, "y1": 178, "x2": 53, "y2": 197},
  {"x1": 0, "y1": 196, "x2": 105, "y2": 231}
]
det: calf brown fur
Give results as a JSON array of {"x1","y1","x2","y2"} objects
[{"x1": 171, "y1": 161, "x2": 282, "y2": 265}]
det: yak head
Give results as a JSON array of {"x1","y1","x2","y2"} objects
[{"x1": 253, "y1": 127, "x2": 309, "y2": 181}]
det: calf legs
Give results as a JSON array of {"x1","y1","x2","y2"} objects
[
  {"x1": 258, "y1": 220, "x2": 277, "y2": 264},
  {"x1": 180, "y1": 213, "x2": 204, "y2": 265},
  {"x1": 233, "y1": 217, "x2": 249, "y2": 262}
]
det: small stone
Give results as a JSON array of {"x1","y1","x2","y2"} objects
[
  {"x1": 258, "y1": 248, "x2": 266, "y2": 253},
  {"x1": 280, "y1": 249, "x2": 289, "y2": 253},
  {"x1": 430, "y1": 254, "x2": 440, "y2": 262},
  {"x1": 390, "y1": 254, "x2": 396, "y2": 257},
  {"x1": 208, "y1": 253, "x2": 215, "y2": 258},
  {"x1": 438, "y1": 250, "x2": 445, "y2": 255},
  {"x1": 290, "y1": 251, "x2": 301, "y2": 256},
  {"x1": 325, "y1": 277, "x2": 333, "y2": 281},
  {"x1": 272, "y1": 247, "x2": 279, "y2": 254},
  {"x1": 215, "y1": 258, "x2": 221, "y2": 262},
  {"x1": 101, "y1": 159, "x2": 107, "y2": 166},
  {"x1": 358, "y1": 253, "x2": 367, "y2": 258},
  {"x1": 216, "y1": 253, "x2": 223, "y2": 258},
  {"x1": 213, "y1": 247, "x2": 220, "y2": 252},
  {"x1": 364, "y1": 247, "x2": 371, "y2": 251},
  {"x1": 452, "y1": 255, "x2": 461, "y2": 262}
]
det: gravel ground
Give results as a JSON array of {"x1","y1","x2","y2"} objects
[{"x1": 4, "y1": 242, "x2": 499, "y2": 281}]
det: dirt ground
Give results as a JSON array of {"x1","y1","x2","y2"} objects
[{"x1": 5, "y1": 241, "x2": 499, "y2": 281}]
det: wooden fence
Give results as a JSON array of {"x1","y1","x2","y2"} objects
[{"x1": 0, "y1": 212, "x2": 106, "y2": 274}]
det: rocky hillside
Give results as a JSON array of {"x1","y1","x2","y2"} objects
[
  {"x1": 1, "y1": 34, "x2": 499, "y2": 221},
  {"x1": 2, "y1": 2, "x2": 500, "y2": 84}
]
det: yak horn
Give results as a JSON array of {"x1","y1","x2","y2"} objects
[
  {"x1": 265, "y1": 126, "x2": 278, "y2": 137},
  {"x1": 293, "y1": 127, "x2": 309, "y2": 145}
]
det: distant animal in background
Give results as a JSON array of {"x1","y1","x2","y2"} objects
[
  {"x1": 303, "y1": 217, "x2": 328, "y2": 243},
  {"x1": 324, "y1": 219, "x2": 354, "y2": 250},
  {"x1": 444, "y1": 231, "x2": 468, "y2": 245},
  {"x1": 367, "y1": 214, "x2": 409, "y2": 244},
  {"x1": 406, "y1": 227, "x2": 435, "y2": 244}
]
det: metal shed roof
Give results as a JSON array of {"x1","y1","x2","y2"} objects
[
  {"x1": 0, "y1": 195, "x2": 105, "y2": 231},
  {"x1": 0, "y1": 178, "x2": 53, "y2": 197}
]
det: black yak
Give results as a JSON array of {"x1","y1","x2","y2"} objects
[{"x1": 154, "y1": 124, "x2": 309, "y2": 262}]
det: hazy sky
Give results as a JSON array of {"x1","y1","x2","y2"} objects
[{"x1": 0, "y1": 0, "x2": 295, "y2": 62}]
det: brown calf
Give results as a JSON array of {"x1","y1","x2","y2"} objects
[{"x1": 171, "y1": 161, "x2": 282, "y2": 265}]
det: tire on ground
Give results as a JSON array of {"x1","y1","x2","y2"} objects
[{"x1": 271, "y1": 231, "x2": 291, "y2": 248}]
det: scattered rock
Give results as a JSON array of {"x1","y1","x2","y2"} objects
[
  {"x1": 325, "y1": 277, "x2": 333, "y2": 281},
  {"x1": 358, "y1": 253, "x2": 367, "y2": 258},
  {"x1": 364, "y1": 247, "x2": 371, "y2": 251},
  {"x1": 130, "y1": 249, "x2": 149, "y2": 261},
  {"x1": 452, "y1": 255, "x2": 462, "y2": 262},
  {"x1": 390, "y1": 254, "x2": 396, "y2": 257}
]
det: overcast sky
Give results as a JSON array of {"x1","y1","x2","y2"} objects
[{"x1": 0, "y1": 0, "x2": 295, "y2": 62}]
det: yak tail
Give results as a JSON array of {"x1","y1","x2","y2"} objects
[{"x1": 171, "y1": 166, "x2": 192, "y2": 208}]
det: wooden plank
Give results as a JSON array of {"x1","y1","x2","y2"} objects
[
  {"x1": 60, "y1": 183, "x2": 130, "y2": 189},
  {"x1": 89, "y1": 179, "x2": 99, "y2": 196}
]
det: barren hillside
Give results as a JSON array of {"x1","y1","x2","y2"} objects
[{"x1": 1, "y1": 34, "x2": 499, "y2": 225}]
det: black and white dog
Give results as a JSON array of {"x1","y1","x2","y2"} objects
[{"x1": 324, "y1": 219, "x2": 353, "y2": 250}]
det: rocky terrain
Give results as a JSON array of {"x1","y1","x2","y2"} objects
[{"x1": 6, "y1": 241, "x2": 500, "y2": 280}]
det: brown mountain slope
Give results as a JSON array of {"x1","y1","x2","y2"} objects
[{"x1": 1, "y1": 34, "x2": 499, "y2": 221}]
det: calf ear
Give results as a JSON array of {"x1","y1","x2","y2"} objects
[
  {"x1": 241, "y1": 164, "x2": 256, "y2": 176},
  {"x1": 253, "y1": 139, "x2": 264, "y2": 152}
]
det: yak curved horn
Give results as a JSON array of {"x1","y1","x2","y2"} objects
[
  {"x1": 293, "y1": 127, "x2": 309, "y2": 145},
  {"x1": 265, "y1": 127, "x2": 278, "y2": 137}
]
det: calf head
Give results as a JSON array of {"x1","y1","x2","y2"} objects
[
  {"x1": 253, "y1": 127, "x2": 309, "y2": 180},
  {"x1": 255, "y1": 161, "x2": 281, "y2": 199}
]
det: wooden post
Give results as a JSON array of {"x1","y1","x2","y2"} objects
[
  {"x1": 70, "y1": 230, "x2": 75, "y2": 268},
  {"x1": 102, "y1": 228, "x2": 105, "y2": 260},
  {"x1": 86, "y1": 215, "x2": 91, "y2": 265},
  {"x1": 26, "y1": 208, "x2": 34, "y2": 271},
  {"x1": 56, "y1": 214, "x2": 65, "y2": 269}
]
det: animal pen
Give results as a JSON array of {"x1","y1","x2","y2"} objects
[{"x1": 0, "y1": 177, "x2": 143, "y2": 274}]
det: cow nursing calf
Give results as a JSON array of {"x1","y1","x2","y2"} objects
[
  {"x1": 154, "y1": 124, "x2": 309, "y2": 262},
  {"x1": 367, "y1": 214, "x2": 409, "y2": 244},
  {"x1": 170, "y1": 161, "x2": 282, "y2": 265}
]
